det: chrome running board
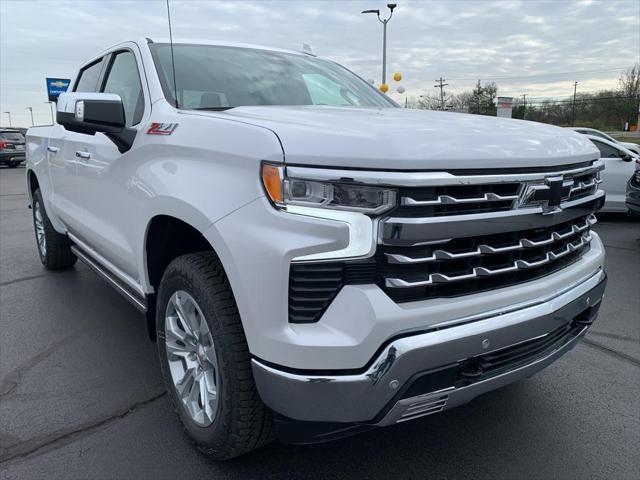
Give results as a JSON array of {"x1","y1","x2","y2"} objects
[{"x1": 71, "y1": 245, "x2": 147, "y2": 312}]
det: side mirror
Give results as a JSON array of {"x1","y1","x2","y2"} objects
[
  {"x1": 621, "y1": 154, "x2": 634, "y2": 162},
  {"x1": 56, "y1": 92, "x2": 136, "y2": 153}
]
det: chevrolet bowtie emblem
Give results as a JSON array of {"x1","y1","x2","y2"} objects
[{"x1": 521, "y1": 176, "x2": 573, "y2": 214}]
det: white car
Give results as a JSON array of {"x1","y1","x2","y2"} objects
[
  {"x1": 582, "y1": 134, "x2": 638, "y2": 212},
  {"x1": 26, "y1": 38, "x2": 607, "y2": 459},
  {"x1": 568, "y1": 127, "x2": 640, "y2": 156}
]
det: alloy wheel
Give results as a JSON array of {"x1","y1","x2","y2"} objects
[
  {"x1": 164, "y1": 290, "x2": 219, "y2": 427},
  {"x1": 34, "y1": 200, "x2": 46, "y2": 257}
]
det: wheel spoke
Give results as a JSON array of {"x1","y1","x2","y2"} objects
[
  {"x1": 165, "y1": 315, "x2": 195, "y2": 348},
  {"x1": 199, "y1": 374, "x2": 215, "y2": 423},
  {"x1": 202, "y1": 344, "x2": 217, "y2": 368},
  {"x1": 175, "y1": 367, "x2": 196, "y2": 399},
  {"x1": 165, "y1": 340, "x2": 192, "y2": 360},
  {"x1": 174, "y1": 292, "x2": 199, "y2": 341}
]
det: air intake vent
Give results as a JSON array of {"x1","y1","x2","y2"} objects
[{"x1": 288, "y1": 261, "x2": 376, "y2": 323}]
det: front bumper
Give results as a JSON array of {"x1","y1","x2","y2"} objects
[{"x1": 252, "y1": 269, "x2": 606, "y2": 441}]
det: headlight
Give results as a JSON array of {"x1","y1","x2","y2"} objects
[
  {"x1": 261, "y1": 163, "x2": 397, "y2": 261},
  {"x1": 261, "y1": 163, "x2": 396, "y2": 215}
]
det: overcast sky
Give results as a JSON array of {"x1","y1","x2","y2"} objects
[{"x1": 1, "y1": 0, "x2": 638, "y2": 127}]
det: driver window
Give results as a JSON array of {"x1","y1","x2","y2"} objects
[
  {"x1": 102, "y1": 51, "x2": 144, "y2": 127},
  {"x1": 303, "y1": 74, "x2": 361, "y2": 106}
]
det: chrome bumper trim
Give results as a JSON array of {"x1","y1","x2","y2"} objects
[
  {"x1": 252, "y1": 269, "x2": 606, "y2": 423},
  {"x1": 376, "y1": 323, "x2": 589, "y2": 426}
]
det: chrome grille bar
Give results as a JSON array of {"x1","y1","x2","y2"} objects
[
  {"x1": 285, "y1": 160, "x2": 604, "y2": 188},
  {"x1": 385, "y1": 214, "x2": 596, "y2": 265},
  {"x1": 401, "y1": 192, "x2": 518, "y2": 206},
  {"x1": 384, "y1": 233, "x2": 592, "y2": 288},
  {"x1": 570, "y1": 177, "x2": 602, "y2": 194}
]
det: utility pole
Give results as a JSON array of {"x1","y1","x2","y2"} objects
[
  {"x1": 3, "y1": 111, "x2": 11, "y2": 127},
  {"x1": 571, "y1": 81, "x2": 578, "y2": 126},
  {"x1": 26, "y1": 107, "x2": 34, "y2": 126},
  {"x1": 434, "y1": 77, "x2": 449, "y2": 111},
  {"x1": 362, "y1": 4, "x2": 397, "y2": 86},
  {"x1": 521, "y1": 94, "x2": 527, "y2": 120}
]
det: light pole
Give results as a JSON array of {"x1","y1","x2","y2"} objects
[
  {"x1": 521, "y1": 93, "x2": 527, "y2": 120},
  {"x1": 2, "y1": 111, "x2": 11, "y2": 127},
  {"x1": 571, "y1": 81, "x2": 578, "y2": 126},
  {"x1": 362, "y1": 3, "x2": 396, "y2": 87},
  {"x1": 45, "y1": 101, "x2": 55, "y2": 125},
  {"x1": 26, "y1": 107, "x2": 34, "y2": 126}
]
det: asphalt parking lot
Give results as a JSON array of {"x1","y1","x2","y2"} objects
[{"x1": 0, "y1": 165, "x2": 638, "y2": 480}]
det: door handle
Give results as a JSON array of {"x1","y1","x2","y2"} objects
[
  {"x1": 75, "y1": 151, "x2": 91, "y2": 160},
  {"x1": 47, "y1": 146, "x2": 59, "y2": 153}
]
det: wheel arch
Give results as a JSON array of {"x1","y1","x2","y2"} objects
[
  {"x1": 143, "y1": 214, "x2": 239, "y2": 341},
  {"x1": 27, "y1": 168, "x2": 40, "y2": 202}
]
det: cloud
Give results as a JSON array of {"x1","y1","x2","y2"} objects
[{"x1": 0, "y1": 0, "x2": 638, "y2": 126}]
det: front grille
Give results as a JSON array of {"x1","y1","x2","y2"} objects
[
  {"x1": 394, "y1": 165, "x2": 601, "y2": 218},
  {"x1": 287, "y1": 161, "x2": 602, "y2": 323},
  {"x1": 288, "y1": 214, "x2": 595, "y2": 322},
  {"x1": 396, "y1": 183, "x2": 521, "y2": 217},
  {"x1": 382, "y1": 214, "x2": 596, "y2": 302}
]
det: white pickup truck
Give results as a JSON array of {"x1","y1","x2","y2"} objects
[{"x1": 26, "y1": 38, "x2": 607, "y2": 459}]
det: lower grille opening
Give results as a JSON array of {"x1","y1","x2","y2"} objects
[{"x1": 398, "y1": 314, "x2": 592, "y2": 402}]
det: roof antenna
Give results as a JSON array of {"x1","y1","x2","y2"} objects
[{"x1": 166, "y1": 0, "x2": 179, "y2": 108}]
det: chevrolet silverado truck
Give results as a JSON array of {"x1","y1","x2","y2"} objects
[{"x1": 26, "y1": 38, "x2": 607, "y2": 460}]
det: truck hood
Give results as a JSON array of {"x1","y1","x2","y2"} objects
[{"x1": 219, "y1": 106, "x2": 599, "y2": 170}]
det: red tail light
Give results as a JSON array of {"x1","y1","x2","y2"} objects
[{"x1": 0, "y1": 141, "x2": 7, "y2": 149}]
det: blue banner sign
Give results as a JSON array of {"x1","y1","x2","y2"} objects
[{"x1": 46, "y1": 77, "x2": 71, "y2": 102}]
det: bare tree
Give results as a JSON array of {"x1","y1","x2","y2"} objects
[
  {"x1": 417, "y1": 94, "x2": 443, "y2": 110},
  {"x1": 619, "y1": 64, "x2": 640, "y2": 100},
  {"x1": 617, "y1": 65, "x2": 640, "y2": 126}
]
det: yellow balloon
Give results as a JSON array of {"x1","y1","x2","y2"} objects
[
  {"x1": 393, "y1": 72, "x2": 402, "y2": 82},
  {"x1": 379, "y1": 83, "x2": 389, "y2": 93}
]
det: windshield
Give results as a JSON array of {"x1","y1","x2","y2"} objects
[
  {"x1": 0, "y1": 132, "x2": 24, "y2": 142},
  {"x1": 150, "y1": 43, "x2": 395, "y2": 110}
]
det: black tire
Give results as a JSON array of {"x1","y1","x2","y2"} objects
[
  {"x1": 32, "y1": 189, "x2": 77, "y2": 269},
  {"x1": 156, "y1": 252, "x2": 273, "y2": 460}
]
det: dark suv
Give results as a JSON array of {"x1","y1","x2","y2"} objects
[
  {"x1": 626, "y1": 157, "x2": 640, "y2": 216},
  {"x1": 0, "y1": 129, "x2": 26, "y2": 167}
]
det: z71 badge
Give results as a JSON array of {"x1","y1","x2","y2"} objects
[{"x1": 147, "y1": 122, "x2": 178, "y2": 135}]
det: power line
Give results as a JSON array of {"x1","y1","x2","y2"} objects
[
  {"x1": 446, "y1": 66, "x2": 632, "y2": 81},
  {"x1": 524, "y1": 95, "x2": 638, "y2": 105}
]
